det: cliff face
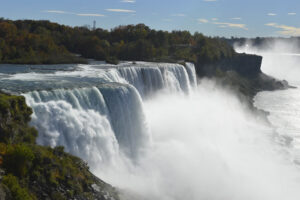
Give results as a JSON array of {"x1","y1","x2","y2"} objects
[
  {"x1": 195, "y1": 53, "x2": 290, "y2": 100},
  {"x1": 0, "y1": 93, "x2": 119, "y2": 200},
  {"x1": 196, "y1": 53, "x2": 262, "y2": 77},
  {"x1": 218, "y1": 53, "x2": 262, "y2": 76}
]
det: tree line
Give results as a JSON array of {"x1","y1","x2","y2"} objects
[{"x1": 0, "y1": 18, "x2": 235, "y2": 65}]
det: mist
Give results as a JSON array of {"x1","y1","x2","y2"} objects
[
  {"x1": 235, "y1": 40, "x2": 300, "y2": 85},
  {"x1": 93, "y1": 79, "x2": 300, "y2": 200}
]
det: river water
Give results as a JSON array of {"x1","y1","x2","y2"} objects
[{"x1": 253, "y1": 52, "x2": 300, "y2": 165}]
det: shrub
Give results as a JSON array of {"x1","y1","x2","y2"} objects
[
  {"x1": 3, "y1": 144, "x2": 34, "y2": 177},
  {"x1": 2, "y1": 174, "x2": 33, "y2": 200}
]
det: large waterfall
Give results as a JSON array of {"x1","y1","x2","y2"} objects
[
  {"x1": 19, "y1": 62, "x2": 196, "y2": 168},
  {"x1": 3, "y1": 60, "x2": 300, "y2": 200}
]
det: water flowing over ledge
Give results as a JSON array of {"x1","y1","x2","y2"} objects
[
  {"x1": 2, "y1": 60, "x2": 300, "y2": 200},
  {"x1": 1, "y1": 62, "x2": 197, "y2": 168}
]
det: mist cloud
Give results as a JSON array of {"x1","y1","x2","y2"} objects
[
  {"x1": 235, "y1": 39, "x2": 300, "y2": 84},
  {"x1": 94, "y1": 80, "x2": 300, "y2": 200}
]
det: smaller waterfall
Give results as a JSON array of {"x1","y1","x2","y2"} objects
[
  {"x1": 117, "y1": 67, "x2": 164, "y2": 97},
  {"x1": 116, "y1": 62, "x2": 195, "y2": 97},
  {"x1": 185, "y1": 62, "x2": 197, "y2": 88}
]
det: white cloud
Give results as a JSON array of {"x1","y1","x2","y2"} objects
[
  {"x1": 213, "y1": 22, "x2": 248, "y2": 30},
  {"x1": 265, "y1": 23, "x2": 300, "y2": 36},
  {"x1": 231, "y1": 17, "x2": 242, "y2": 20},
  {"x1": 198, "y1": 18, "x2": 209, "y2": 23},
  {"x1": 288, "y1": 12, "x2": 296, "y2": 15},
  {"x1": 76, "y1": 13, "x2": 105, "y2": 17},
  {"x1": 43, "y1": 10, "x2": 106, "y2": 17},
  {"x1": 265, "y1": 23, "x2": 277, "y2": 26},
  {"x1": 196, "y1": 17, "x2": 247, "y2": 30},
  {"x1": 121, "y1": 0, "x2": 136, "y2": 3},
  {"x1": 268, "y1": 13, "x2": 277, "y2": 16},
  {"x1": 106, "y1": 9, "x2": 136, "y2": 13}
]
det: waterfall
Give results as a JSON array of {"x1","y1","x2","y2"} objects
[
  {"x1": 5, "y1": 59, "x2": 300, "y2": 200},
  {"x1": 185, "y1": 62, "x2": 197, "y2": 88},
  {"x1": 24, "y1": 87, "x2": 120, "y2": 168},
  {"x1": 24, "y1": 84, "x2": 150, "y2": 165},
  {"x1": 116, "y1": 62, "x2": 194, "y2": 97},
  {"x1": 117, "y1": 66, "x2": 164, "y2": 97},
  {"x1": 99, "y1": 83, "x2": 150, "y2": 158},
  {"x1": 22, "y1": 62, "x2": 197, "y2": 168}
]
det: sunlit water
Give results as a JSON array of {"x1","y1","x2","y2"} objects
[
  {"x1": 255, "y1": 88, "x2": 300, "y2": 163},
  {"x1": 237, "y1": 43, "x2": 300, "y2": 166}
]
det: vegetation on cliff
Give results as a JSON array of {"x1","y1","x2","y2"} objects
[
  {"x1": 0, "y1": 93, "x2": 119, "y2": 200},
  {"x1": 0, "y1": 18, "x2": 234, "y2": 66}
]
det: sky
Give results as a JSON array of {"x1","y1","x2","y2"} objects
[{"x1": 1, "y1": 0, "x2": 300, "y2": 38}]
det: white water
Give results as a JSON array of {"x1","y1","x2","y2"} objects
[
  {"x1": 237, "y1": 41, "x2": 300, "y2": 195},
  {"x1": 4, "y1": 60, "x2": 300, "y2": 199},
  {"x1": 238, "y1": 42, "x2": 300, "y2": 166},
  {"x1": 22, "y1": 62, "x2": 194, "y2": 167}
]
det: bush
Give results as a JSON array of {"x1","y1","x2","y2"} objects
[
  {"x1": 3, "y1": 144, "x2": 34, "y2": 177},
  {"x1": 2, "y1": 174, "x2": 33, "y2": 200},
  {"x1": 0, "y1": 93, "x2": 38, "y2": 144}
]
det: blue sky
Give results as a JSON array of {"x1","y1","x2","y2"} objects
[{"x1": 1, "y1": 0, "x2": 300, "y2": 37}]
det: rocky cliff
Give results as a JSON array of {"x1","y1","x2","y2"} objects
[
  {"x1": 195, "y1": 53, "x2": 290, "y2": 99},
  {"x1": 197, "y1": 53, "x2": 262, "y2": 77}
]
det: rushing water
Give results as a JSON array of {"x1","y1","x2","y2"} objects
[
  {"x1": 2, "y1": 60, "x2": 300, "y2": 199},
  {"x1": 0, "y1": 61, "x2": 195, "y2": 168}
]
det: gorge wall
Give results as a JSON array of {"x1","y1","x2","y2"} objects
[{"x1": 195, "y1": 53, "x2": 289, "y2": 98}]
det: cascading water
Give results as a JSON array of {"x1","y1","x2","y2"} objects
[
  {"x1": 117, "y1": 66, "x2": 165, "y2": 97},
  {"x1": 184, "y1": 62, "x2": 197, "y2": 88},
  {"x1": 116, "y1": 62, "x2": 193, "y2": 97},
  {"x1": 0, "y1": 62, "x2": 194, "y2": 96},
  {"x1": 24, "y1": 87, "x2": 120, "y2": 168},
  {"x1": 2, "y1": 60, "x2": 300, "y2": 200},
  {"x1": 14, "y1": 62, "x2": 196, "y2": 169},
  {"x1": 99, "y1": 83, "x2": 150, "y2": 159}
]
